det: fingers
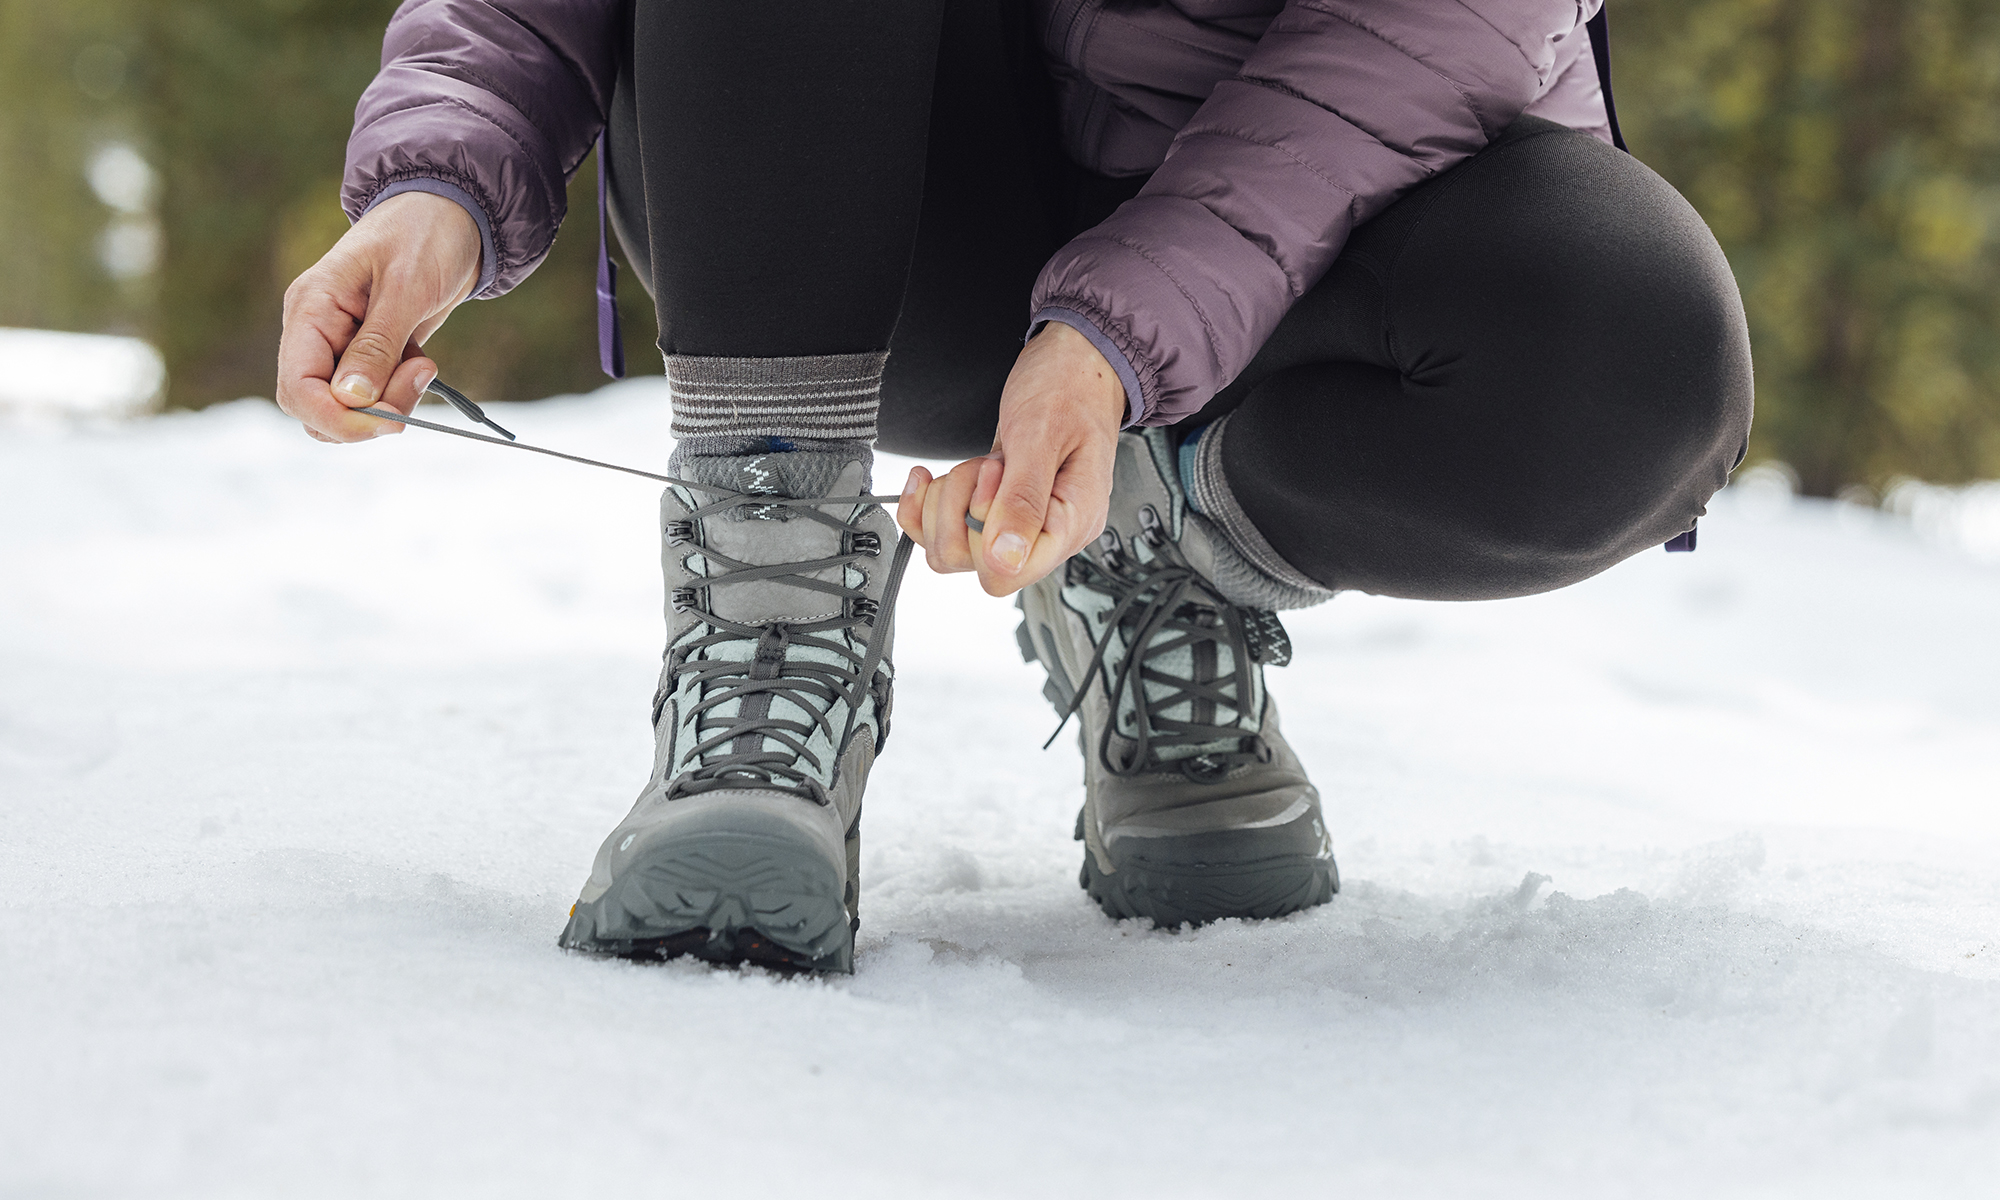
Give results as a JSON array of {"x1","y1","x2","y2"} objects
[
  {"x1": 355, "y1": 355, "x2": 438, "y2": 437},
  {"x1": 274, "y1": 191, "x2": 479, "y2": 444},
  {"x1": 967, "y1": 409, "x2": 1119, "y2": 596},
  {"x1": 975, "y1": 442, "x2": 1058, "y2": 587},
  {"x1": 903, "y1": 445, "x2": 1081, "y2": 596},
  {"x1": 275, "y1": 285, "x2": 430, "y2": 442},
  {"x1": 275, "y1": 254, "x2": 415, "y2": 443},
  {"x1": 896, "y1": 458, "x2": 1008, "y2": 575},
  {"x1": 970, "y1": 425, "x2": 1103, "y2": 597},
  {"x1": 326, "y1": 274, "x2": 433, "y2": 427},
  {"x1": 896, "y1": 466, "x2": 932, "y2": 547},
  {"x1": 893, "y1": 435, "x2": 1113, "y2": 595},
  {"x1": 964, "y1": 455, "x2": 1004, "y2": 531},
  {"x1": 995, "y1": 498, "x2": 1086, "y2": 593},
  {"x1": 276, "y1": 279, "x2": 364, "y2": 442},
  {"x1": 919, "y1": 458, "x2": 986, "y2": 573}
]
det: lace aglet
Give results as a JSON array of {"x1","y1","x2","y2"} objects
[
  {"x1": 1040, "y1": 713, "x2": 1072, "y2": 752},
  {"x1": 425, "y1": 378, "x2": 516, "y2": 441}
]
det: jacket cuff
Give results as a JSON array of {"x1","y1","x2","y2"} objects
[
  {"x1": 1029, "y1": 305, "x2": 1145, "y2": 429},
  {"x1": 362, "y1": 178, "x2": 499, "y2": 299}
]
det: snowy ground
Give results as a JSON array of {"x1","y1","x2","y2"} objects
[
  {"x1": 3, "y1": 381, "x2": 1996, "y2": 1199},
  {"x1": 0, "y1": 328, "x2": 163, "y2": 421}
]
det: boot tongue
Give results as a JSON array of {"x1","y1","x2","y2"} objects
[
  {"x1": 669, "y1": 445, "x2": 876, "y2": 627},
  {"x1": 670, "y1": 437, "x2": 873, "y2": 517}
]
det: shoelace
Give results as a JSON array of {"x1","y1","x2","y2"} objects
[
  {"x1": 1049, "y1": 548, "x2": 1282, "y2": 782},
  {"x1": 355, "y1": 399, "x2": 914, "y2": 805},
  {"x1": 655, "y1": 490, "x2": 911, "y2": 804}
]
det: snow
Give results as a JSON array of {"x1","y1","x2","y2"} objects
[
  {"x1": 0, "y1": 328, "x2": 164, "y2": 421},
  {"x1": 1886, "y1": 476, "x2": 2000, "y2": 564},
  {"x1": 2, "y1": 381, "x2": 1996, "y2": 1198}
]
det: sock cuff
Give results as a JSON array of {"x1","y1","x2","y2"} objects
[
  {"x1": 1188, "y1": 414, "x2": 1336, "y2": 610},
  {"x1": 667, "y1": 351, "x2": 887, "y2": 442}
]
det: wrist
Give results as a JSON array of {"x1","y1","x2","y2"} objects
[
  {"x1": 363, "y1": 189, "x2": 483, "y2": 299},
  {"x1": 376, "y1": 189, "x2": 477, "y2": 249},
  {"x1": 1034, "y1": 320, "x2": 1126, "y2": 429}
]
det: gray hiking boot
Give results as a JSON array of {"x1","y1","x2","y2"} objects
[
  {"x1": 558, "y1": 444, "x2": 907, "y2": 973},
  {"x1": 1017, "y1": 429, "x2": 1337, "y2": 927}
]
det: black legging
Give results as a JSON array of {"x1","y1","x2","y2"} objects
[{"x1": 606, "y1": 0, "x2": 1753, "y2": 601}]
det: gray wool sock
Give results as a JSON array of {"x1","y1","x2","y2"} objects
[
  {"x1": 667, "y1": 351, "x2": 887, "y2": 443},
  {"x1": 665, "y1": 351, "x2": 883, "y2": 513},
  {"x1": 1183, "y1": 414, "x2": 1335, "y2": 612}
]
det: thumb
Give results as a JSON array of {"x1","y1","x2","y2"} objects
[
  {"x1": 978, "y1": 443, "x2": 1058, "y2": 581},
  {"x1": 328, "y1": 275, "x2": 429, "y2": 415}
]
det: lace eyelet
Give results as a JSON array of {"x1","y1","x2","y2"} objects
[
  {"x1": 1093, "y1": 527, "x2": 1124, "y2": 569},
  {"x1": 1137, "y1": 504, "x2": 1166, "y2": 548}
]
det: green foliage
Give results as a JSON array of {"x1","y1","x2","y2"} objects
[
  {"x1": 0, "y1": 0, "x2": 658, "y2": 411},
  {"x1": 1617, "y1": 0, "x2": 2000, "y2": 494},
  {"x1": 139, "y1": 0, "x2": 397, "y2": 406},
  {"x1": 0, "y1": 1, "x2": 148, "y2": 336}
]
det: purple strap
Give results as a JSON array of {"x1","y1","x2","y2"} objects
[
  {"x1": 595, "y1": 133, "x2": 626, "y2": 379},
  {"x1": 1585, "y1": 7, "x2": 1628, "y2": 154},
  {"x1": 1665, "y1": 527, "x2": 1697, "y2": 552}
]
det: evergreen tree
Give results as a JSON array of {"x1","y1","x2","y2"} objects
[
  {"x1": 1, "y1": 0, "x2": 657, "y2": 410},
  {"x1": 1618, "y1": 0, "x2": 2000, "y2": 495},
  {"x1": 0, "y1": 0, "x2": 150, "y2": 337}
]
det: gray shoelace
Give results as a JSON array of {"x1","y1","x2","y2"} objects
[
  {"x1": 655, "y1": 489, "x2": 911, "y2": 804},
  {"x1": 354, "y1": 398, "x2": 914, "y2": 804},
  {"x1": 1048, "y1": 542, "x2": 1290, "y2": 782}
]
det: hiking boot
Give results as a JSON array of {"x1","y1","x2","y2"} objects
[
  {"x1": 559, "y1": 444, "x2": 907, "y2": 973},
  {"x1": 1016, "y1": 429, "x2": 1337, "y2": 927}
]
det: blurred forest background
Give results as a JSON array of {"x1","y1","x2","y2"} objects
[
  {"x1": 4, "y1": 0, "x2": 1999, "y2": 496},
  {"x1": 0, "y1": 0, "x2": 663, "y2": 412}
]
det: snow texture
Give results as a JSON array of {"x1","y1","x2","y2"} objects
[
  {"x1": 2, "y1": 381, "x2": 1996, "y2": 1198},
  {"x1": 0, "y1": 328, "x2": 163, "y2": 421}
]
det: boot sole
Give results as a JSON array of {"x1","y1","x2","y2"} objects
[
  {"x1": 558, "y1": 825, "x2": 860, "y2": 974},
  {"x1": 1080, "y1": 834, "x2": 1338, "y2": 928}
]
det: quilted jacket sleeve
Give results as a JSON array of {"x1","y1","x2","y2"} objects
[
  {"x1": 1032, "y1": 0, "x2": 1605, "y2": 425},
  {"x1": 341, "y1": 0, "x2": 623, "y2": 299}
]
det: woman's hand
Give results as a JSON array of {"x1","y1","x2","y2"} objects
[
  {"x1": 898, "y1": 321, "x2": 1128, "y2": 596},
  {"x1": 275, "y1": 190, "x2": 482, "y2": 443}
]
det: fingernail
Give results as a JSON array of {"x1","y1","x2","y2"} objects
[
  {"x1": 373, "y1": 420, "x2": 403, "y2": 437},
  {"x1": 902, "y1": 469, "x2": 920, "y2": 498},
  {"x1": 413, "y1": 367, "x2": 437, "y2": 395},
  {"x1": 992, "y1": 532, "x2": 1029, "y2": 571},
  {"x1": 335, "y1": 374, "x2": 377, "y2": 405}
]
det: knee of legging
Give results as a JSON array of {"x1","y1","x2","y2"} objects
[
  {"x1": 1392, "y1": 121, "x2": 1749, "y2": 367},
  {"x1": 1466, "y1": 378, "x2": 1752, "y2": 593},
  {"x1": 1575, "y1": 295, "x2": 1756, "y2": 559},
  {"x1": 1434, "y1": 158, "x2": 1755, "y2": 560},
  {"x1": 1230, "y1": 359, "x2": 1750, "y2": 600}
]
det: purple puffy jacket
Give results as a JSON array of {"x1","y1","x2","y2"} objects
[{"x1": 344, "y1": 0, "x2": 1611, "y2": 426}]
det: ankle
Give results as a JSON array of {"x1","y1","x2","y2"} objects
[
  {"x1": 668, "y1": 436, "x2": 875, "y2": 499},
  {"x1": 1178, "y1": 417, "x2": 1334, "y2": 612}
]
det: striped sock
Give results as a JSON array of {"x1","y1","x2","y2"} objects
[{"x1": 667, "y1": 351, "x2": 886, "y2": 443}]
